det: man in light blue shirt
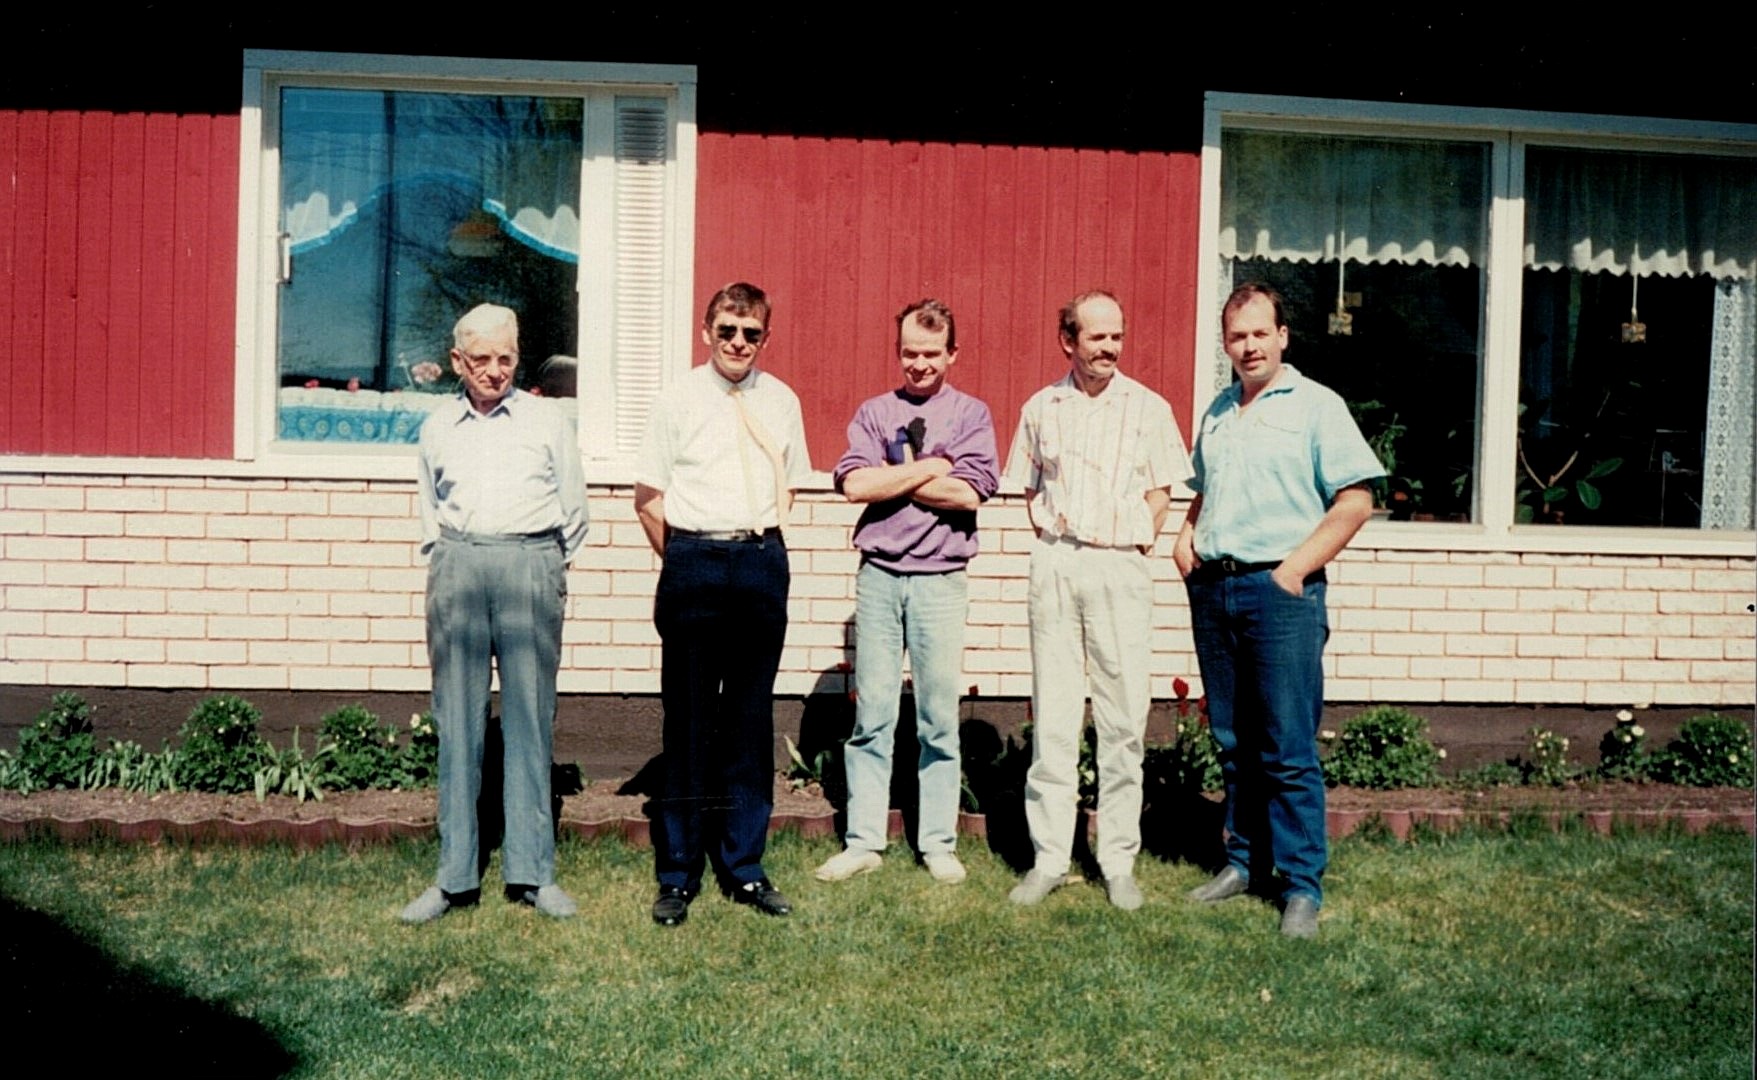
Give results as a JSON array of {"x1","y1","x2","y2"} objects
[
  {"x1": 1173, "y1": 283, "x2": 1382, "y2": 939},
  {"x1": 401, "y1": 303, "x2": 589, "y2": 924}
]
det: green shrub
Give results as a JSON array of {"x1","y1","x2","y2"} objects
[
  {"x1": 1521, "y1": 725, "x2": 1578, "y2": 786},
  {"x1": 1165, "y1": 683, "x2": 1222, "y2": 793},
  {"x1": 172, "y1": 695, "x2": 274, "y2": 794},
  {"x1": 398, "y1": 712, "x2": 440, "y2": 788},
  {"x1": 1598, "y1": 709, "x2": 1652, "y2": 781},
  {"x1": 1651, "y1": 714, "x2": 1754, "y2": 789},
  {"x1": 8, "y1": 692, "x2": 98, "y2": 792},
  {"x1": 1321, "y1": 706, "x2": 1443, "y2": 789},
  {"x1": 317, "y1": 705, "x2": 397, "y2": 790}
]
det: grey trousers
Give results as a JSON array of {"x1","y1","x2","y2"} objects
[{"x1": 427, "y1": 529, "x2": 565, "y2": 893}]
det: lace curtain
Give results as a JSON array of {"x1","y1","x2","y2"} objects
[{"x1": 1703, "y1": 279, "x2": 1756, "y2": 529}]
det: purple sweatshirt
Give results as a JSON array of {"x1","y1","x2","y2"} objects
[{"x1": 834, "y1": 385, "x2": 1000, "y2": 573}]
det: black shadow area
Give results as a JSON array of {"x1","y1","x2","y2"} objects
[{"x1": 0, "y1": 893, "x2": 297, "y2": 1076}]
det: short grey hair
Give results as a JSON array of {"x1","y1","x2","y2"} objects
[{"x1": 453, "y1": 303, "x2": 520, "y2": 352}]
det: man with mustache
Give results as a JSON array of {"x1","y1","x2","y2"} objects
[{"x1": 1004, "y1": 290, "x2": 1191, "y2": 910}]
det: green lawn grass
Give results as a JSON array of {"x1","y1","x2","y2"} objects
[{"x1": 1, "y1": 827, "x2": 1750, "y2": 1079}]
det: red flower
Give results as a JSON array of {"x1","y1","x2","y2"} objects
[
  {"x1": 1172, "y1": 676, "x2": 1189, "y2": 699},
  {"x1": 346, "y1": 377, "x2": 360, "y2": 392},
  {"x1": 304, "y1": 379, "x2": 319, "y2": 389}
]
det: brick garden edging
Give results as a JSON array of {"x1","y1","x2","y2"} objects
[{"x1": 1, "y1": 805, "x2": 1750, "y2": 848}]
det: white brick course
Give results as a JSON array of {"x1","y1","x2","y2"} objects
[{"x1": 1, "y1": 473, "x2": 1751, "y2": 706}]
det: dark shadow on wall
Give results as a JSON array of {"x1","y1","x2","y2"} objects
[{"x1": 0, "y1": 892, "x2": 298, "y2": 1076}]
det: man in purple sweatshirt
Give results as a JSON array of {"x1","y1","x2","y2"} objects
[{"x1": 815, "y1": 299, "x2": 1000, "y2": 885}]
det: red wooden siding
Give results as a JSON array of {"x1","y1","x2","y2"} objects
[
  {"x1": 0, "y1": 110, "x2": 238, "y2": 458},
  {"x1": 695, "y1": 133, "x2": 1203, "y2": 470}
]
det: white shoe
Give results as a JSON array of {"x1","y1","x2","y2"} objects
[
  {"x1": 923, "y1": 852, "x2": 967, "y2": 885},
  {"x1": 1008, "y1": 869, "x2": 1067, "y2": 905},
  {"x1": 814, "y1": 848, "x2": 882, "y2": 882}
]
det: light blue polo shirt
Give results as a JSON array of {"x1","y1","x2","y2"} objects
[{"x1": 1190, "y1": 364, "x2": 1384, "y2": 564}]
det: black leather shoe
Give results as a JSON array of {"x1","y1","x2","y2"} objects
[
  {"x1": 652, "y1": 885, "x2": 694, "y2": 927},
  {"x1": 732, "y1": 878, "x2": 793, "y2": 917}
]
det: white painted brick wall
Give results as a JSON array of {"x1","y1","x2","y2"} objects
[{"x1": 2, "y1": 473, "x2": 1754, "y2": 707}]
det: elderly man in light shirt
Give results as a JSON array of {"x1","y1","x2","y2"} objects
[
  {"x1": 1004, "y1": 289, "x2": 1192, "y2": 911},
  {"x1": 400, "y1": 303, "x2": 588, "y2": 924},
  {"x1": 634, "y1": 282, "x2": 811, "y2": 927}
]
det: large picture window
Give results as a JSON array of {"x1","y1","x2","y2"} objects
[
  {"x1": 238, "y1": 53, "x2": 695, "y2": 463},
  {"x1": 1205, "y1": 98, "x2": 1756, "y2": 544}
]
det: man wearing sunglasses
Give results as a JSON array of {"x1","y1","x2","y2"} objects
[
  {"x1": 635, "y1": 282, "x2": 811, "y2": 927},
  {"x1": 401, "y1": 303, "x2": 589, "y2": 924},
  {"x1": 814, "y1": 299, "x2": 999, "y2": 887},
  {"x1": 1004, "y1": 290, "x2": 1191, "y2": 911}
]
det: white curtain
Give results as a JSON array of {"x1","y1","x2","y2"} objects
[
  {"x1": 282, "y1": 89, "x2": 582, "y2": 261},
  {"x1": 1220, "y1": 130, "x2": 1487, "y2": 268},
  {"x1": 1703, "y1": 278, "x2": 1756, "y2": 529},
  {"x1": 1523, "y1": 148, "x2": 1756, "y2": 281}
]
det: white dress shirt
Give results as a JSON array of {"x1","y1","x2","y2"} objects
[
  {"x1": 636, "y1": 363, "x2": 812, "y2": 532},
  {"x1": 417, "y1": 389, "x2": 590, "y2": 558}
]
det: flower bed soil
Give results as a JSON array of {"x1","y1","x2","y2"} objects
[{"x1": 1, "y1": 779, "x2": 1749, "y2": 847}]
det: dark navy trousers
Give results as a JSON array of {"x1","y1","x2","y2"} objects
[{"x1": 652, "y1": 533, "x2": 789, "y2": 892}]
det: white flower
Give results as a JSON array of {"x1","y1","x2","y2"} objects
[
  {"x1": 1616, "y1": 709, "x2": 1634, "y2": 722},
  {"x1": 1631, "y1": 725, "x2": 1645, "y2": 738},
  {"x1": 1319, "y1": 730, "x2": 1336, "y2": 741},
  {"x1": 1731, "y1": 754, "x2": 1741, "y2": 764},
  {"x1": 1437, "y1": 748, "x2": 1447, "y2": 758},
  {"x1": 410, "y1": 713, "x2": 422, "y2": 729},
  {"x1": 1560, "y1": 738, "x2": 1570, "y2": 749}
]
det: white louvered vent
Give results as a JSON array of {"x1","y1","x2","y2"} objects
[{"x1": 613, "y1": 97, "x2": 670, "y2": 455}]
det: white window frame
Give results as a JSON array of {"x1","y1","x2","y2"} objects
[
  {"x1": 229, "y1": 50, "x2": 697, "y2": 482},
  {"x1": 1198, "y1": 93, "x2": 1757, "y2": 557}
]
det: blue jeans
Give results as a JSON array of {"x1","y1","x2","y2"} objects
[
  {"x1": 652, "y1": 533, "x2": 789, "y2": 892},
  {"x1": 427, "y1": 530, "x2": 564, "y2": 894},
  {"x1": 844, "y1": 562, "x2": 968, "y2": 856},
  {"x1": 1185, "y1": 568, "x2": 1329, "y2": 904}
]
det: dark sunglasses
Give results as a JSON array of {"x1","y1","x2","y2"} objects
[{"x1": 714, "y1": 324, "x2": 766, "y2": 344}]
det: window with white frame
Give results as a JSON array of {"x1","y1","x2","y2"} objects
[
  {"x1": 1205, "y1": 96, "x2": 1756, "y2": 538},
  {"x1": 238, "y1": 52, "x2": 694, "y2": 461}
]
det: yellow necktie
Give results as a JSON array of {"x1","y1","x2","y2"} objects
[{"x1": 730, "y1": 383, "x2": 789, "y2": 531}]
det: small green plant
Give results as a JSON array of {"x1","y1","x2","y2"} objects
[
  {"x1": 85, "y1": 739, "x2": 179, "y2": 794},
  {"x1": 783, "y1": 734, "x2": 832, "y2": 793},
  {"x1": 172, "y1": 695, "x2": 274, "y2": 794},
  {"x1": 1321, "y1": 706, "x2": 1444, "y2": 790},
  {"x1": 1598, "y1": 709, "x2": 1651, "y2": 781},
  {"x1": 1521, "y1": 725, "x2": 1578, "y2": 786},
  {"x1": 400, "y1": 712, "x2": 440, "y2": 788},
  {"x1": 1651, "y1": 714, "x2": 1754, "y2": 789},
  {"x1": 1163, "y1": 677, "x2": 1221, "y2": 793},
  {"x1": 1451, "y1": 761, "x2": 1522, "y2": 789},
  {"x1": 8, "y1": 692, "x2": 99, "y2": 792},
  {"x1": 255, "y1": 729, "x2": 328, "y2": 802}
]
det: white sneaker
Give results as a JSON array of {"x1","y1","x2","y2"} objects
[
  {"x1": 814, "y1": 848, "x2": 882, "y2": 882},
  {"x1": 1008, "y1": 869, "x2": 1067, "y2": 905},
  {"x1": 923, "y1": 852, "x2": 967, "y2": 884}
]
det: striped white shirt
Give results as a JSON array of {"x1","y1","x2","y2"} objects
[{"x1": 1004, "y1": 372, "x2": 1192, "y2": 548}]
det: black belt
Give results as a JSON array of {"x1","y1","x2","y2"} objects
[
  {"x1": 669, "y1": 527, "x2": 781, "y2": 543},
  {"x1": 1190, "y1": 556, "x2": 1325, "y2": 584}
]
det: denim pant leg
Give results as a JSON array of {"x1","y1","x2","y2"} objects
[
  {"x1": 429, "y1": 539, "x2": 491, "y2": 894},
  {"x1": 1185, "y1": 573, "x2": 1254, "y2": 881},
  {"x1": 1244, "y1": 574, "x2": 1329, "y2": 903},
  {"x1": 846, "y1": 563, "x2": 906, "y2": 853},
  {"x1": 902, "y1": 569, "x2": 968, "y2": 856},
  {"x1": 492, "y1": 539, "x2": 564, "y2": 889}
]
